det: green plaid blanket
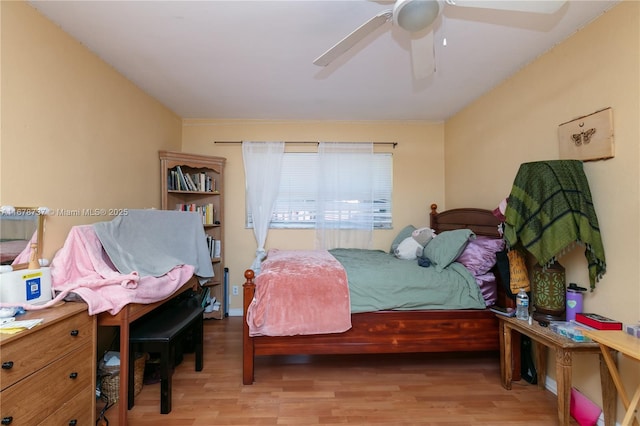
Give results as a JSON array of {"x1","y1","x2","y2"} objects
[{"x1": 504, "y1": 160, "x2": 606, "y2": 290}]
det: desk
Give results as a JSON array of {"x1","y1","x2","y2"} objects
[
  {"x1": 583, "y1": 330, "x2": 640, "y2": 426},
  {"x1": 97, "y1": 276, "x2": 197, "y2": 426},
  {"x1": 498, "y1": 315, "x2": 616, "y2": 426}
]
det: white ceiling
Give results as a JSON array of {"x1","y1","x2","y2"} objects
[{"x1": 29, "y1": 0, "x2": 620, "y2": 121}]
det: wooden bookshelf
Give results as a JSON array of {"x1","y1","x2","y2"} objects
[{"x1": 160, "y1": 150, "x2": 226, "y2": 320}]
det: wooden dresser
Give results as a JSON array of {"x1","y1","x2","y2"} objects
[{"x1": 0, "y1": 302, "x2": 96, "y2": 425}]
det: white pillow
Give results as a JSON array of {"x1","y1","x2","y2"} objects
[{"x1": 394, "y1": 237, "x2": 422, "y2": 260}]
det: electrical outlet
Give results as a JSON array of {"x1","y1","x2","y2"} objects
[{"x1": 232, "y1": 285, "x2": 239, "y2": 296}]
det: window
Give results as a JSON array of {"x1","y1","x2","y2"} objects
[{"x1": 246, "y1": 152, "x2": 392, "y2": 229}]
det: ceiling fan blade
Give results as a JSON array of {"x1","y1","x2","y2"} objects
[
  {"x1": 447, "y1": 0, "x2": 566, "y2": 14},
  {"x1": 313, "y1": 10, "x2": 393, "y2": 66},
  {"x1": 410, "y1": 30, "x2": 435, "y2": 80}
]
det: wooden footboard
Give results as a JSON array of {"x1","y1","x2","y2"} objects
[
  {"x1": 243, "y1": 270, "x2": 502, "y2": 384},
  {"x1": 242, "y1": 204, "x2": 518, "y2": 385}
]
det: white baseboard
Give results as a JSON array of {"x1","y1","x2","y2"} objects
[{"x1": 228, "y1": 308, "x2": 243, "y2": 317}]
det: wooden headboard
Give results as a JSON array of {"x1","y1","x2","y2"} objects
[
  {"x1": 429, "y1": 203, "x2": 502, "y2": 238},
  {"x1": 429, "y1": 203, "x2": 513, "y2": 307}
]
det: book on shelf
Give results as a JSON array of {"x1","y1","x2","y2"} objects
[
  {"x1": 204, "y1": 236, "x2": 221, "y2": 260},
  {"x1": 575, "y1": 313, "x2": 623, "y2": 330},
  {"x1": 184, "y1": 172, "x2": 197, "y2": 191},
  {"x1": 188, "y1": 172, "x2": 204, "y2": 192},
  {"x1": 175, "y1": 203, "x2": 215, "y2": 225},
  {"x1": 169, "y1": 170, "x2": 182, "y2": 191},
  {"x1": 489, "y1": 305, "x2": 515, "y2": 317},
  {"x1": 169, "y1": 168, "x2": 215, "y2": 192},
  {"x1": 175, "y1": 203, "x2": 196, "y2": 212},
  {"x1": 175, "y1": 166, "x2": 188, "y2": 191},
  {"x1": 204, "y1": 203, "x2": 214, "y2": 225}
]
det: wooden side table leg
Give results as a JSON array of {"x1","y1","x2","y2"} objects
[
  {"x1": 555, "y1": 348, "x2": 572, "y2": 426},
  {"x1": 599, "y1": 351, "x2": 617, "y2": 426},
  {"x1": 512, "y1": 331, "x2": 522, "y2": 382},
  {"x1": 119, "y1": 314, "x2": 130, "y2": 426},
  {"x1": 533, "y1": 341, "x2": 547, "y2": 390},
  {"x1": 502, "y1": 322, "x2": 513, "y2": 390},
  {"x1": 499, "y1": 320, "x2": 506, "y2": 387}
]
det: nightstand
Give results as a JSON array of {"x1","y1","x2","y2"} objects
[{"x1": 498, "y1": 314, "x2": 616, "y2": 426}]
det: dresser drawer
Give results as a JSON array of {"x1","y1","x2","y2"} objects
[
  {"x1": 0, "y1": 342, "x2": 93, "y2": 425},
  {"x1": 37, "y1": 385, "x2": 94, "y2": 426},
  {"x1": 0, "y1": 311, "x2": 92, "y2": 391}
]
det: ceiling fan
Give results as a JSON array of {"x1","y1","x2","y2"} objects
[{"x1": 313, "y1": 0, "x2": 566, "y2": 80}]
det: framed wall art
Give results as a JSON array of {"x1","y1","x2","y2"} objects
[{"x1": 558, "y1": 107, "x2": 614, "y2": 161}]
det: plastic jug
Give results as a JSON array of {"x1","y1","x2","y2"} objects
[{"x1": 566, "y1": 283, "x2": 587, "y2": 321}]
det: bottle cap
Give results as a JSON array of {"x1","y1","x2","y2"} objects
[{"x1": 567, "y1": 283, "x2": 587, "y2": 292}]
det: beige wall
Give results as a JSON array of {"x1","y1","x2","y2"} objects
[
  {"x1": 445, "y1": 1, "x2": 639, "y2": 419},
  {"x1": 181, "y1": 120, "x2": 444, "y2": 312},
  {"x1": 4, "y1": 0, "x2": 639, "y2": 420},
  {"x1": 0, "y1": 1, "x2": 182, "y2": 259}
]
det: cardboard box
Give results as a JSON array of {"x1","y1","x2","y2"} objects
[
  {"x1": 0, "y1": 267, "x2": 52, "y2": 306},
  {"x1": 575, "y1": 313, "x2": 622, "y2": 330}
]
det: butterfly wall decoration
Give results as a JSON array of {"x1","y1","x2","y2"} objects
[
  {"x1": 571, "y1": 128, "x2": 596, "y2": 146},
  {"x1": 558, "y1": 107, "x2": 614, "y2": 162}
]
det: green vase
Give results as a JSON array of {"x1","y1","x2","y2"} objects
[{"x1": 532, "y1": 262, "x2": 566, "y2": 321}]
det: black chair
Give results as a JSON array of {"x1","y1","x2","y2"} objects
[{"x1": 128, "y1": 297, "x2": 204, "y2": 414}]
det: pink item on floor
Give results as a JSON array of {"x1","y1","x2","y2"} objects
[{"x1": 570, "y1": 387, "x2": 602, "y2": 426}]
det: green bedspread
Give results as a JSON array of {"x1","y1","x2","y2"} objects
[{"x1": 329, "y1": 248, "x2": 487, "y2": 313}]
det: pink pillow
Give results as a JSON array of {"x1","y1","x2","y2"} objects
[{"x1": 456, "y1": 236, "x2": 505, "y2": 276}]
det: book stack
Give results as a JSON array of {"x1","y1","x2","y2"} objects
[
  {"x1": 575, "y1": 313, "x2": 623, "y2": 330},
  {"x1": 489, "y1": 305, "x2": 515, "y2": 317},
  {"x1": 175, "y1": 203, "x2": 215, "y2": 225},
  {"x1": 205, "y1": 236, "x2": 221, "y2": 260},
  {"x1": 168, "y1": 166, "x2": 215, "y2": 192}
]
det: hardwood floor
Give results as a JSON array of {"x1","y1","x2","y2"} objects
[{"x1": 101, "y1": 316, "x2": 575, "y2": 425}]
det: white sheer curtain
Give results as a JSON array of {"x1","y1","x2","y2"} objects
[
  {"x1": 316, "y1": 142, "x2": 374, "y2": 250},
  {"x1": 242, "y1": 141, "x2": 285, "y2": 274}
]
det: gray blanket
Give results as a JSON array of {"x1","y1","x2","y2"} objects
[{"x1": 93, "y1": 209, "x2": 214, "y2": 279}]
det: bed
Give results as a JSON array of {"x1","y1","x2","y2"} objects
[{"x1": 242, "y1": 204, "x2": 515, "y2": 385}]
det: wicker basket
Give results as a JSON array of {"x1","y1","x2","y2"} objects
[{"x1": 99, "y1": 352, "x2": 147, "y2": 404}]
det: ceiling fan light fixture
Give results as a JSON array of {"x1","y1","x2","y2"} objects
[{"x1": 394, "y1": 0, "x2": 441, "y2": 33}]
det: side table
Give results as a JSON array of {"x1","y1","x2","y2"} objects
[
  {"x1": 582, "y1": 330, "x2": 640, "y2": 426},
  {"x1": 498, "y1": 315, "x2": 617, "y2": 426}
]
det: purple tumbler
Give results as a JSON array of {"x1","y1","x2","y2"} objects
[{"x1": 566, "y1": 283, "x2": 587, "y2": 321}]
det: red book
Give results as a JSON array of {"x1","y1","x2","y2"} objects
[{"x1": 575, "y1": 313, "x2": 622, "y2": 330}]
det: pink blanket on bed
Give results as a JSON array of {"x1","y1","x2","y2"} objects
[{"x1": 246, "y1": 249, "x2": 352, "y2": 337}]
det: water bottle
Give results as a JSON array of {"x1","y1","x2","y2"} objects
[
  {"x1": 516, "y1": 288, "x2": 529, "y2": 320},
  {"x1": 566, "y1": 283, "x2": 586, "y2": 321}
]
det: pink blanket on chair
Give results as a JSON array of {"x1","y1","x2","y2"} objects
[
  {"x1": 246, "y1": 249, "x2": 352, "y2": 337},
  {"x1": 5, "y1": 225, "x2": 194, "y2": 315}
]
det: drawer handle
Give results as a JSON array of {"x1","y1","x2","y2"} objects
[
  {"x1": 1, "y1": 361, "x2": 13, "y2": 370},
  {"x1": 1, "y1": 416, "x2": 13, "y2": 425},
  {"x1": 69, "y1": 372, "x2": 78, "y2": 379},
  {"x1": 70, "y1": 329, "x2": 79, "y2": 337},
  {"x1": 68, "y1": 420, "x2": 77, "y2": 426}
]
